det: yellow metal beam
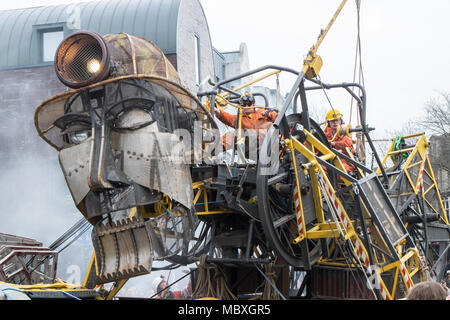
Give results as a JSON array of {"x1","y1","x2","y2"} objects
[
  {"x1": 286, "y1": 138, "x2": 307, "y2": 243},
  {"x1": 305, "y1": 222, "x2": 355, "y2": 239},
  {"x1": 105, "y1": 279, "x2": 128, "y2": 300},
  {"x1": 302, "y1": 0, "x2": 348, "y2": 78},
  {"x1": 82, "y1": 252, "x2": 99, "y2": 288},
  {"x1": 221, "y1": 70, "x2": 281, "y2": 98},
  {"x1": 195, "y1": 210, "x2": 233, "y2": 215}
]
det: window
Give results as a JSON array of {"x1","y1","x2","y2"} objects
[
  {"x1": 42, "y1": 30, "x2": 64, "y2": 62},
  {"x1": 194, "y1": 35, "x2": 201, "y2": 85}
]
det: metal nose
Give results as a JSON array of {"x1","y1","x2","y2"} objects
[{"x1": 88, "y1": 124, "x2": 129, "y2": 190}]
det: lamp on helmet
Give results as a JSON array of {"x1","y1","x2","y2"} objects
[
  {"x1": 239, "y1": 92, "x2": 255, "y2": 107},
  {"x1": 54, "y1": 31, "x2": 110, "y2": 88}
]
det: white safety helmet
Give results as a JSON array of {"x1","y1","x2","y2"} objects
[{"x1": 152, "y1": 275, "x2": 165, "y2": 294}]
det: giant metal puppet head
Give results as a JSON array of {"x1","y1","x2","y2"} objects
[{"x1": 34, "y1": 31, "x2": 217, "y2": 283}]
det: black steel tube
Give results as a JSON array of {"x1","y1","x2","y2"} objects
[
  {"x1": 331, "y1": 149, "x2": 373, "y2": 174},
  {"x1": 251, "y1": 93, "x2": 269, "y2": 108},
  {"x1": 315, "y1": 156, "x2": 358, "y2": 183},
  {"x1": 227, "y1": 92, "x2": 270, "y2": 108},
  {"x1": 293, "y1": 90, "x2": 300, "y2": 114},
  {"x1": 186, "y1": 256, "x2": 273, "y2": 265},
  {"x1": 304, "y1": 80, "x2": 365, "y2": 105},
  {"x1": 298, "y1": 81, "x2": 311, "y2": 131},
  {"x1": 404, "y1": 213, "x2": 440, "y2": 224},
  {"x1": 245, "y1": 220, "x2": 255, "y2": 259},
  {"x1": 274, "y1": 72, "x2": 305, "y2": 127},
  {"x1": 349, "y1": 127, "x2": 375, "y2": 133}
]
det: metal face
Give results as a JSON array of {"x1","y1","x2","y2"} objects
[
  {"x1": 55, "y1": 79, "x2": 196, "y2": 220},
  {"x1": 58, "y1": 137, "x2": 92, "y2": 205},
  {"x1": 50, "y1": 78, "x2": 205, "y2": 282}
]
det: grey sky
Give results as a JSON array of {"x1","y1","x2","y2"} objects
[
  {"x1": 1, "y1": 0, "x2": 449, "y2": 134},
  {"x1": 201, "y1": 0, "x2": 450, "y2": 134}
]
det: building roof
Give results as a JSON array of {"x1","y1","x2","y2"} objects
[{"x1": 0, "y1": 0, "x2": 182, "y2": 69}]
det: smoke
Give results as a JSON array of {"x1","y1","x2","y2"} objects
[
  {"x1": 0, "y1": 150, "x2": 195, "y2": 292},
  {"x1": 0, "y1": 151, "x2": 94, "y2": 282},
  {"x1": 0, "y1": 155, "x2": 79, "y2": 241}
]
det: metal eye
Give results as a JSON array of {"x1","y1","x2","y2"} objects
[{"x1": 67, "y1": 130, "x2": 91, "y2": 144}]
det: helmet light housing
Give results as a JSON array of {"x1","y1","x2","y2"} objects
[{"x1": 54, "y1": 31, "x2": 110, "y2": 88}]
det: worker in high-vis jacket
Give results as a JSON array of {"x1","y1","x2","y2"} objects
[
  {"x1": 324, "y1": 108, "x2": 355, "y2": 173},
  {"x1": 214, "y1": 92, "x2": 278, "y2": 150},
  {"x1": 152, "y1": 274, "x2": 191, "y2": 299}
]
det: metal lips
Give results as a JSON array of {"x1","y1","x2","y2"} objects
[{"x1": 92, "y1": 215, "x2": 153, "y2": 284}]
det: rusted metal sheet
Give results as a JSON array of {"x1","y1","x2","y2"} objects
[
  {"x1": 311, "y1": 265, "x2": 375, "y2": 300},
  {"x1": 0, "y1": 234, "x2": 58, "y2": 285},
  {"x1": 104, "y1": 33, "x2": 180, "y2": 82}
]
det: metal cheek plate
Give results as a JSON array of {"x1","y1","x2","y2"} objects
[
  {"x1": 58, "y1": 137, "x2": 92, "y2": 205},
  {"x1": 112, "y1": 125, "x2": 194, "y2": 210}
]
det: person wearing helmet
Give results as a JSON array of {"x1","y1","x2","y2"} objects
[
  {"x1": 214, "y1": 92, "x2": 278, "y2": 150},
  {"x1": 324, "y1": 109, "x2": 355, "y2": 173},
  {"x1": 152, "y1": 274, "x2": 191, "y2": 299}
]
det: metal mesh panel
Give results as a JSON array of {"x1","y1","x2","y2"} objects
[
  {"x1": 55, "y1": 32, "x2": 108, "y2": 87},
  {"x1": 360, "y1": 177, "x2": 406, "y2": 244}
]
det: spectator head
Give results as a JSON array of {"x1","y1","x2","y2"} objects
[{"x1": 405, "y1": 281, "x2": 447, "y2": 300}]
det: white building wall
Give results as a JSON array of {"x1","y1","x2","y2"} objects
[
  {"x1": 177, "y1": 0, "x2": 215, "y2": 94},
  {"x1": 222, "y1": 43, "x2": 252, "y2": 90}
]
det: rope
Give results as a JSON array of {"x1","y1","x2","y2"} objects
[
  {"x1": 213, "y1": 264, "x2": 237, "y2": 300},
  {"x1": 417, "y1": 252, "x2": 432, "y2": 282},
  {"x1": 355, "y1": 124, "x2": 366, "y2": 162},
  {"x1": 350, "y1": 0, "x2": 365, "y2": 118},
  {"x1": 253, "y1": 263, "x2": 286, "y2": 300},
  {"x1": 261, "y1": 262, "x2": 281, "y2": 300},
  {"x1": 191, "y1": 254, "x2": 237, "y2": 300},
  {"x1": 316, "y1": 75, "x2": 336, "y2": 114},
  {"x1": 350, "y1": 0, "x2": 367, "y2": 162},
  {"x1": 191, "y1": 254, "x2": 216, "y2": 299},
  {"x1": 56, "y1": 223, "x2": 92, "y2": 254}
]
